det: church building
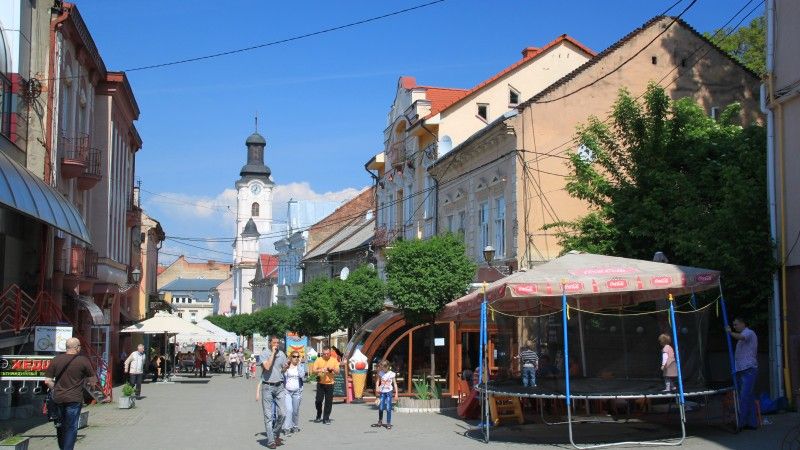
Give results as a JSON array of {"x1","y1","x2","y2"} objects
[{"x1": 231, "y1": 130, "x2": 274, "y2": 314}]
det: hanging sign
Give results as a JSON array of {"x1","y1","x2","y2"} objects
[
  {"x1": 35, "y1": 326, "x2": 73, "y2": 352},
  {"x1": 0, "y1": 355, "x2": 56, "y2": 381}
]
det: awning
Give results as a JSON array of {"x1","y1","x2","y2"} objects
[
  {"x1": 0, "y1": 149, "x2": 91, "y2": 243},
  {"x1": 77, "y1": 295, "x2": 108, "y2": 325}
]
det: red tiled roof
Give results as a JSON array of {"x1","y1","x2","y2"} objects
[
  {"x1": 423, "y1": 87, "x2": 470, "y2": 116},
  {"x1": 259, "y1": 254, "x2": 279, "y2": 279},
  {"x1": 423, "y1": 34, "x2": 595, "y2": 119}
]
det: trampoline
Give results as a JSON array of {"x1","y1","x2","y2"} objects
[{"x1": 441, "y1": 252, "x2": 741, "y2": 448}]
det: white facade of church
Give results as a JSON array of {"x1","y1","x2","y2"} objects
[{"x1": 231, "y1": 131, "x2": 274, "y2": 315}]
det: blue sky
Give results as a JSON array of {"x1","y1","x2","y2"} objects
[{"x1": 75, "y1": 0, "x2": 760, "y2": 263}]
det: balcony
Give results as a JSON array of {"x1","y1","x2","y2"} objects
[
  {"x1": 76, "y1": 148, "x2": 102, "y2": 190},
  {"x1": 59, "y1": 133, "x2": 90, "y2": 179},
  {"x1": 388, "y1": 142, "x2": 405, "y2": 169},
  {"x1": 373, "y1": 225, "x2": 403, "y2": 247},
  {"x1": 62, "y1": 246, "x2": 98, "y2": 278},
  {"x1": 126, "y1": 189, "x2": 141, "y2": 227}
]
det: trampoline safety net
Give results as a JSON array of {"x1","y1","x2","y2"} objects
[{"x1": 486, "y1": 300, "x2": 730, "y2": 397}]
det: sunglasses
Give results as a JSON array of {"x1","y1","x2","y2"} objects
[{"x1": 291, "y1": 355, "x2": 300, "y2": 358}]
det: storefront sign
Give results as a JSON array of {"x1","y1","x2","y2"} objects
[
  {"x1": 252, "y1": 333, "x2": 269, "y2": 353},
  {"x1": 285, "y1": 334, "x2": 308, "y2": 360},
  {"x1": 34, "y1": 326, "x2": 73, "y2": 352},
  {"x1": 0, "y1": 355, "x2": 55, "y2": 381},
  {"x1": 434, "y1": 338, "x2": 445, "y2": 347}
]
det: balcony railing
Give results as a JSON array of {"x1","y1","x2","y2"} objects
[
  {"x1": 63, "y1": 246, "x2": 97, "y2": 278},
  {"x1": 373, "y1": 225, "x2": 404, "y2": 247},
  {"x1": 59, "y1": 132, "x2": 91, "y2": 179},
  {"x1": 77, "y1": 148, "x2": 102, "y2": 190},
  {"x1": 387, "y1": 142, "x2": 405, "y2": 168}
]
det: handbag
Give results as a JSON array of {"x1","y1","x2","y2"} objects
[{"x1": 43, "y1": 355, "x2": 78, "y2": 421}]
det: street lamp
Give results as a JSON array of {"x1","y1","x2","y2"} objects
[
  {"x1": 131, "y1": 267, "x2": 141, "y2": 284},
  {"x1": 482, "y1": 245, "x2": 495, "y2": 265}
]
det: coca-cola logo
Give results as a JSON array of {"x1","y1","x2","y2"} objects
[
  {"x1": 606, "y1": 279, "x2": 628, "y2": 289},
  {"x1": 563, "y1": 281, "x2": 584, "y2": 292},
  {"x1": 512, "y1": 284, "x2": 538, "y2": 295},
  {"x1": 695, "y1": 273, "x2": 715, "y2": 283},
  {"x1": 651, "y1": 276, "x2": 673, "y2": 287}
]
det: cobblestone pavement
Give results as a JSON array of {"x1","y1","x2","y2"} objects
[{"x1": 11, "y1": 373, "x2": 799, "y2": 449}]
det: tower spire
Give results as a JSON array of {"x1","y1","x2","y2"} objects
[{"x1": 255, "y1": 112, "x2": 258, "y2": 133}]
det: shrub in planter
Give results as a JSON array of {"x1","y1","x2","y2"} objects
[
  {"x1": 118, "y1": 384, "x2": 135, "y2": 409},
  {"x1": 0, "y1": 435, "x2": 30, "y2": 450}
]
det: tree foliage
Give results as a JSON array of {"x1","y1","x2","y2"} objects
[
  {"x1": 251, "y1": 304, "x2": 298, "y2": 338},
  {"x1": 335, "y1": 265, "x2": 386, "y2": 332},
  {"x1": 705, "y1": 15, "x2": 765, "y2": 76},
  {"x1": 206, "y1": 314, "x2": 231, "y2": 332},
  {"x1": 386, "y1": 233, "x2": 476, "y2": 325},
  {"x1": 552, "y1": 84, "x2": 772, "y2": 326},
  {"x1": 294, "y1": 277, "x2": 342, "y2": 337}
]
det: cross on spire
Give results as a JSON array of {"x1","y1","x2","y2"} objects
[{"x1": 255, "y1": 112, "x2": 258, "y2": 133}]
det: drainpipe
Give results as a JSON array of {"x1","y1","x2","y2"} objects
[
  {"x1": 763, "y1": 0, "x2": 789, "y2": 401},
  {"x1": 45, "y1": 4, "x2": 70, "y2": 185}
]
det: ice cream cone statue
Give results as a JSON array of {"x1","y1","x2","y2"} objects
[{"x1": 349, "y1": 348, "x2": 369, "y2": 399}]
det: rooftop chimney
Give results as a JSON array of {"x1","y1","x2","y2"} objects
[{"x1": 521, "y1": 47, "x2": 540, "y2": 59}]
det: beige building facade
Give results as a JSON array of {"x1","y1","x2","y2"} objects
[
  {"x1": 766, "y1": 0, "x2": 800, "y2": 400},
  {"x1": 430, "y1": 16, "x2": 761, "y2": 281},
  {"x1": 514, "y1": 16, "x2": 761, "y2": 265},
  {"x1": 370, "y1": 36, "x2": 595, "y2": 276}
]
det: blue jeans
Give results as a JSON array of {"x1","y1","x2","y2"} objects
[
  {"x1": 283, "y1": 388, "x2": 303, "y2": 431},
  {"x1": 521, "y1": 366, "x2": 537, "y2": 387},
  {"x1": 736, "y1": 367, "x2": 758, "y2": 428},
  {"x1": 55, "y1": 402, "x2": 81, "y2": 450},
  {"x1": 261, "y1": 383, "x2": 286, "y2": 445},
  {"x1": 378, "y1": 392, "x2": 393, "y2": 424}
]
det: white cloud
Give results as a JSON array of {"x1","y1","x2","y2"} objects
[{"x1": 142, "y1": 183, "x2": 366, "y2": 263}]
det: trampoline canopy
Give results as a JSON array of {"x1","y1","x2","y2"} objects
[{"x1": 440, "y1": 252, "x2": 720, "y2": 321}]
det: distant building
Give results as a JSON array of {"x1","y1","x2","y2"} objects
[
  {"x1": 251, "y1": 253, "x2": 279, "y2": 310},
  {"x1": 272, "y1": 199, "x2": 343, "y2": 306},
  {"x1": 159, "y1": 278, "x2": 226, "y2": 324},
  {"x1": 157, "y1": 256, "x2": 231, "y2": 290}
]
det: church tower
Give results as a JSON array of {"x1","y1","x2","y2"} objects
[{"x1": 232, "y1": 128, "x2": 274, "y2": 314}]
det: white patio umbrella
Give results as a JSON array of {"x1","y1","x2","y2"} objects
[{"x1": 121, "y1": 312, "x2": 213, "y2": 380}]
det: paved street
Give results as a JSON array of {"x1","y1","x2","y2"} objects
[{"x1": 10, "y1": 373, "x2": 797, "y2": 449}]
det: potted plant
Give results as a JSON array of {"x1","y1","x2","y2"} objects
[
  {"x1": 0, "y1": 429, "x2": 29, "y2": 450},
  {"x1": 118, "y1": 383, "x2": 135, "y2": 409}
]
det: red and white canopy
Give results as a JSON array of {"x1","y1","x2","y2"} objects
[{"x1": 439, "y1": 252, "x2": 720, "y2": 321}]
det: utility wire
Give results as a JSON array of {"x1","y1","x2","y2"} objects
[{"x1": 124, "y1": 0, "x2": 446, "y2": 72}]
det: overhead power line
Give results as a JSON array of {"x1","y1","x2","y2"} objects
[{"x1": 124, "y1": 0, "x2": 446, "y2": 72}]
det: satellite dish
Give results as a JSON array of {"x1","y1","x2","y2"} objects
[{"x1": 340, "y1": 266, "x2": 350, "y2": 280}]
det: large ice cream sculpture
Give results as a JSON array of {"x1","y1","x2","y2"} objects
[{"x1": 349, "y1": 348, "x2": 369, "y2": 399}]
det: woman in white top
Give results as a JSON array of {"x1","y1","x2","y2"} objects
[
  {"x1": 282, "y1": 351, "x2": 307, "y2": 434},
  {"x1": 228, "y1": 350, "x2": 239, "y2": 378}
]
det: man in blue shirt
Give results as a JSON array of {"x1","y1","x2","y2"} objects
[{"x1": 726, "y1": 317, "x2": 758, "y2": 430}]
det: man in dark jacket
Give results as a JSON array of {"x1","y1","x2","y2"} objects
[{"x1": 44, "y1": 337, "x2": 98, "y2": 450}]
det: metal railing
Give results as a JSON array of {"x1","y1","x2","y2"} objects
[
  {"x1": 60, "y1": 132, "x2": 91, "y2": 162},
  {"x1": 82, "y1": 148, "x2": 101, "y2": 177}
]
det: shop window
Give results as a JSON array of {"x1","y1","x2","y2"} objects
[{"x1": 411, "y1": 324, "x2": 451, "y2": 394}]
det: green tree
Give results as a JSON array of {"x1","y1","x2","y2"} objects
[
  {"x1": 206, "y1": 314, "x2": 231, "y2": 332},
  {"x1": 294, "y1": 277, "x2": 342, "y2": 338},
  {"x1": 551, "y1": 84, "x2": 773, "y2": 326},
  {"x1": 252, "y1": 304, "x2": 298, "y2": 338},
  {"x1": 705, "y1": 15, "x2": 765, "y2": 76},
  {"x1": 336, "y1": 265, "x2": 386, "y2": 337},
  {"x1": 386, "y1": 233, "x2": 476, "y2": 388}
]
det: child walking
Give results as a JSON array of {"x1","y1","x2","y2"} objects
[
  {"x1": 373, "y1": 360, "x2": 398, "y2": 429},
  {"x1": 659, "y1": 334, "x2": 678, "y2": 392}
]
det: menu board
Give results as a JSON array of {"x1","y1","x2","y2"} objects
[{"x1": 332, "y1": 371, "x2": 346, "y2": 397}]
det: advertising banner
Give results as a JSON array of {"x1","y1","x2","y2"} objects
[
  {"x1": 0, "y1": 355, "x2": 55, "y2": 381},
  {"x1": 285, "y1": 334, "x2": 308, "y2": 361},
  {"x1": 34, "y1": 326, "x2": 73, "y2": 352}
]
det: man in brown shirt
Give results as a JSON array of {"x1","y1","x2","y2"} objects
[{"x1": 44, "y1": 337, "x2": 98, "y2": 450}]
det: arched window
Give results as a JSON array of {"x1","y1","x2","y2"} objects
[{"x1": 251, "y1": 202, "x2": 260, "y2": 217}]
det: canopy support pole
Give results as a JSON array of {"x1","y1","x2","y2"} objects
[
  {"x1": 719, "y1": 282, "x2": 740, "y2": 429},
  {"x1": 478, "y1": 282, "x2": 489, "y2": 443}
]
